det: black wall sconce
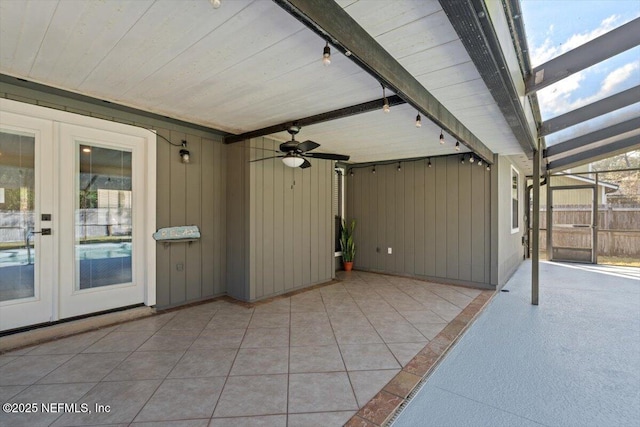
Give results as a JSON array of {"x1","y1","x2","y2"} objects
[{"x1": 179, "y1": 140, "x2": 190, "y2": 164}]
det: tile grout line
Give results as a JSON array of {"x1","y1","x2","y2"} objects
[
  {"x1": 208, "y1": 305, "x2": 255, "y2": 421},
  {"x1": 322, "y1": 289, "x2": 359, "y2": 415}
]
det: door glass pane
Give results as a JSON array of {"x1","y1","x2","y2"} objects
[
  {"x1": 77, "y1": 144, "x2": 132, "y2": 289},
  {"x1": 0, "y1": 131, "x2": 35, "y2": 301}
]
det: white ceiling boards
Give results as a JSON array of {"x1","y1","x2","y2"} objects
[{"x1": 0, "y1": 0, "x2": 535, "y2": 164}]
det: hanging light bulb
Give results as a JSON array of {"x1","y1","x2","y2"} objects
[
  {"x1": 460, "y1": 156, "x2": 465, "y2": 164},
  {"x1": 372, "y1": 166, "x2": 376, "y2": 174},
  {"x1": 322, "y1": 42, "x2": 331, "y2": 66},
  {"x1": 415, "y1": 114, "x2": 422, "y2": 128},
  {"x1": 209, "y1": 0, "x2": 221, "y2": 8},
  {"x1": 397, "y1": 162, "x2": 402, "y2": 172},
  {"x1": 478, "y1": 159, "x2": 483, "y2": 166},
  {"x1": 350, "y1": 169, "x2": 354, "y2": 176},
  {"x1": 470, "y1": 155, "x2": 475, "y2": 163},
  {"x1": 455, "y1": 141, "x2": 460, "y2": 151},
  {"x1": 439, "y1": 130, "x2": 445, "y2": 144},
  {"x1": 382, "y1": 85, "x2": 390, "y2": 113},
  {"x1": 487, "y1": 165, "x2": 491, "y2": 171},
  {"x1": 428, "y1": 159, "x2": 432, "y2": 168}
]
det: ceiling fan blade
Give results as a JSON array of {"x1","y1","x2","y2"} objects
[
  {"x1": 296, "y1": 140, "x2": 320, "y2": 153},
  {"x1": 304, "y1": 152, "x2": 350, "y2": 161},
  {"x1": 299, "y1": 159, "x2": 312, "y2": 169},
  {"x1": 250, "y1": 155, "x2": 283, "y2": 163}
]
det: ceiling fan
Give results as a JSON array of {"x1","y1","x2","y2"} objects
[{"x1": 251, "y1": 126, "x2": 350, "y2": 168}]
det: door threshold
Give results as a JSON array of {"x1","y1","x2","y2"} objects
[{"x1": 0, "y1": 305, "x2": 154, "y2": 353}]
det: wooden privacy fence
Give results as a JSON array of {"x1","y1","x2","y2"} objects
[
  {"x1": 538, "y1": 229, "x2": 640, "y2": 257},
  {"x1": 533, "y1": 206, "x2": 640, "y2": 258}
]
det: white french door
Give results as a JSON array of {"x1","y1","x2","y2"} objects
[
  {"x1": 0, "y1": 113, "x2": 55, "y2": 330},
  {"x1": 0, "y1": 99, "x2": 156, "y2": 332}
]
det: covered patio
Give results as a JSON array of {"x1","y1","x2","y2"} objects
[{"x1": 0, "y1": 272, "x2": 491, "y2": 426}]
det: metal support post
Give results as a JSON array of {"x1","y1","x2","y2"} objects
[{"x1": 532, "y1": 146, "x2": 540, "y2": 305}]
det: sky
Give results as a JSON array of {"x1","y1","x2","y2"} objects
[{"x1": 520, "y1": 0, "x2": 640, "y2": 128}]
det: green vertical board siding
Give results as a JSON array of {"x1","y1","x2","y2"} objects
[
  {"x1": 155, "y1": 128, "x2": 172, "y2": 306},
  {"x1": 169, "y1": 131, "x2": 187, "y2": 304},
  {"x1": 244, "y1": 138, "x2": 334, "y2": 301},
  {"x1": 425, "y1": 159, "x2": 436, "y2": 276},
  {"x1": 471, "y1": 164, "x2": 486, "y2": 283},
  {"x1": 446, "y1": 156, "x2": 459, "y2": 279},
  {"x1": 346, "y1": 155, "x2": 492, "y2": 287},
  {"x1": 201, "y1": 138, "x2": 215, "y2": 297},
  {"x1": 414, "y1": 161, "x2": 426, "y2": 276},
  {"x1": 458, "y1": 159, "x2": 472, "y2": 281},
  {"x1": 435, "y1": 158, "x2": 448, "y2": 278},
  {"x1": 185, "y1": 135, "x2": 202, "y2": 301},
  {"x1": 403, "y1": 162, "x2": 414, "y2": 274},
  {"x1": 273, "y1": 152, "x2": 285, "y2": 294}
]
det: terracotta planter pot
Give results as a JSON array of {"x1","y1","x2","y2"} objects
[{"x1": 343, "y1": 261, "x2": 353, "y2": 271}]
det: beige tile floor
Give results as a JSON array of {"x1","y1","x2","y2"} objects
[{"x1": 0, "y1": 271, "x2": 481, "y2": 427}]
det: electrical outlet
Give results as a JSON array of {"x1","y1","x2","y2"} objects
[{"x1": 388, "y1": 247, "x2": 392, "y2": 254}]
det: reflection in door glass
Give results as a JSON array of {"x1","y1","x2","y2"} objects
[
  {"x1": 77, "y1": 145, "x2": 132, "y2": 289},
  {"x1": 0, "y1": 131, "x2": 35, "y2": 301}
]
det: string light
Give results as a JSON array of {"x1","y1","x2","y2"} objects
[
  {"x1": 470, "y1": 155, "x2": 475, "y2": 163},
  {"x1": 460, "y1": 156, "x2": 465, "y2": 164},
  {"x1": 397, "y1": 162, "x2": 402, "y2": 171},
  {"x1": 415, "y1": 114, "x2": 422, "y2": 128},
  {"x1": 439, "y1": 130, "x2": 445, "y2": 144},
  {"x1": 350, "y1": 169, "x2": 354, "y2": 176},
  {"x1": 455, "y1": 141, "x2": 460, "y2": 151},
  {"x1": 428, "y1": 158, "x2": 432, "y2": 168},
  {"x1": 478, "y1": 159, "x2": 483, "y2": 166},
  {"x1": 322, "y1": 42, "x2": 331, "y2": 66},
  {"x1": 209, "y1": 0, "x2": 221, "y2": 8},
  {"x1": 372, "y1": 166, "x2": 376, "y2": 174}
]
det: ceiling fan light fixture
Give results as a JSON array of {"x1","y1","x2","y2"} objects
[
  {"x1": 322, "y1": 42, "x2": 331, "y2": 66},
  {"x1": 415, "y1": 114, "x2": 422, "y2": 128},
  {"x1": 282, "y1": 153, "x2": 304, "y2": 168}
]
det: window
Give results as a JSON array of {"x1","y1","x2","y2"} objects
[{"x1": 511, "y1": 166, "x2": 519, "y2": 233}]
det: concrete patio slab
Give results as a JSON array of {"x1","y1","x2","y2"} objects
[{"x1": 392, "y1": 261, "x2": 640, "y2": 427}]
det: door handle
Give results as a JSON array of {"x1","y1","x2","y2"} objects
[{"x1": 31, "y1": 228, "x2": 52, "y2": 235}]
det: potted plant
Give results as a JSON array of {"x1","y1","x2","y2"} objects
[{"x1": 340, "y1": 219, "x2": 356, "y2": 271}]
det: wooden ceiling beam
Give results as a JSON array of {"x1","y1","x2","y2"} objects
[{"x1": 224, "y1": 95, "x2": 405, "y2": 144}]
